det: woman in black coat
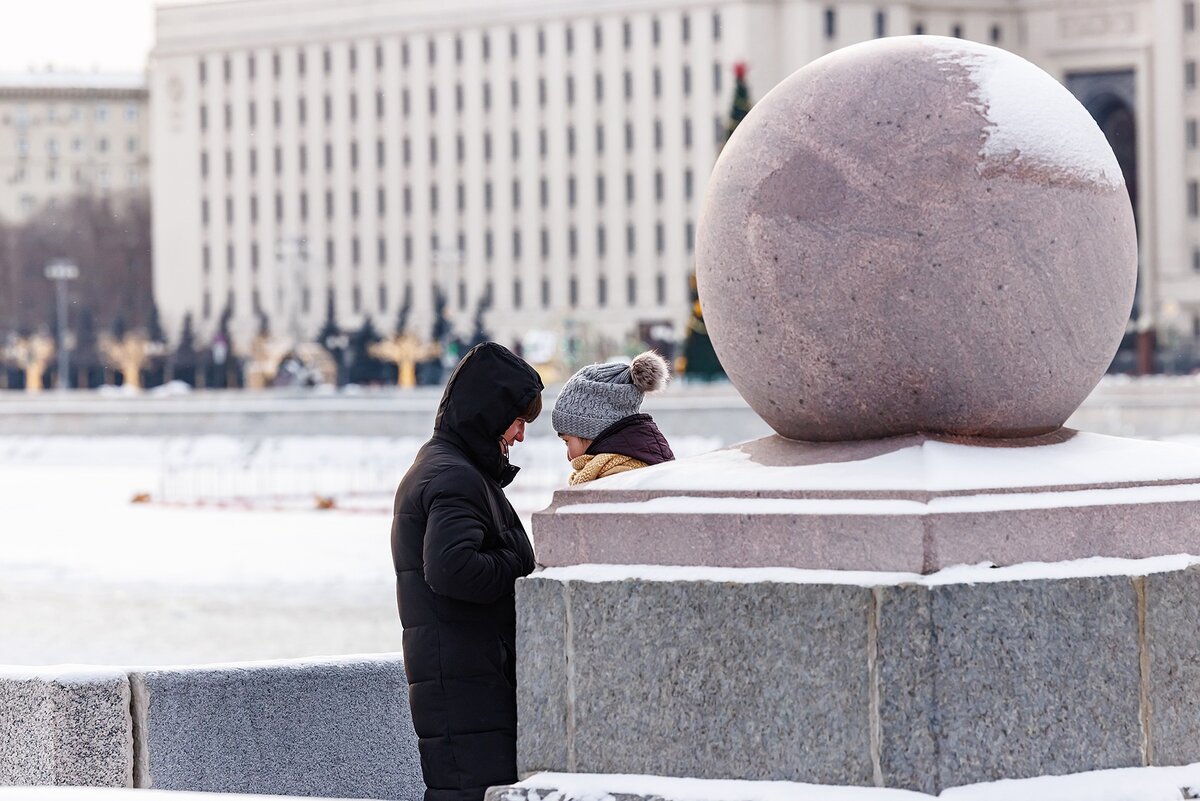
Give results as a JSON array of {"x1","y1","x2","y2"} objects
[{"x1": 391, "y1": 342, "x2": 543, "y2": 801}]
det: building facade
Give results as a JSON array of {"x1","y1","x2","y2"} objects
[
  {"x1": 150, "y1": 0, "x2": 1199, "y2": 357},
  {"x1": 0, "y1": 73, "x2": 149, "y2": 222}
]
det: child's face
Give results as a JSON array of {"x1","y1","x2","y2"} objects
[{"x1": 559, "y1": 434, "x2": 592, "y2": 461}]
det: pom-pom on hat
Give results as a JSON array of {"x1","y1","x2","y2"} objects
[{"x1": 552, "y1": 351, "x2": 669, "y2": 439}]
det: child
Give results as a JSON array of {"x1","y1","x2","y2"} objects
[{"x1": 552, "y1": 351, "x2": 675, "y2": 485}]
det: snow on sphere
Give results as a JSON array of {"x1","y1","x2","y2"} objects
[{"x1": 696, "y1": 36, "x2": 1137, "y2": 442}]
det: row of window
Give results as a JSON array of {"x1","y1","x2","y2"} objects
[
  {"x1": 14, "y1": 135, "x2": 139, "y2": 156},
  {"x1": 203, "y1": 162, "x2": 697, "y2": 229},
  {"x1": 202, "y1": 213, "x2": 695, "y2": 279},
  {"x1": 203, "y1": 265, "x2": 672, "y2": 322},
  {"x1": 199, "y1": 116, "x2": 715, "y2": 183},
  {"x1": 199, "y1": 62, "x2": 725, "y2": 135},
  {"x1": 8, "y1": 165, "x2": 140, "y2": 186},
  {"x1": 198, "y1": 12, "x2": 723, "y2": 85},
  {"x1": 5, "y1": 103, "x2": 140, "y2": 127}
]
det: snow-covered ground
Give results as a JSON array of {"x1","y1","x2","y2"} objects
[{"x1": 0, "y1": 434, "x2": 719, "y2": 666}]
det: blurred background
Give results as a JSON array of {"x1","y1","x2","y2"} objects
[{"x1": 0, "y1": 0, "x2": 1196, "y2": 666}]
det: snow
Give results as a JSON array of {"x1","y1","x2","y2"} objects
[
  {"x1": 536, "y1": 554, "x2": 1200, "y2": 589},
  {"x1": 514, "y1": 772, "x2": 927, "y2": 801},
  {"x1": 928, "y1": 37, "x2": 1124, "y2": 189},
  {"x1": 585, "y1": 431, "x2": 1200, "y2": 493},
  {"x1": 0, "y1": 72, "x2": 146, "y2": 91},
  {"x1": 0, "y1": 665, "x2": 129, "y2": 684},
  {"x1": 514, "y1": 765, "x2": 1200, "y2": 801}
]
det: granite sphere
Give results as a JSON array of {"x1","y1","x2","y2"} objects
[{"x1": 697, "y1": 36, "x2": 1137, "y2": 442}]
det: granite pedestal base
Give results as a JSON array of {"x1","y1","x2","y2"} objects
[{"x1": 516, "y1": 561, "x2": 1200, "y2": 794}]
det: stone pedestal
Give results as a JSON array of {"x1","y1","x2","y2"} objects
[{"x1": 512, "y1": 431, "x2": 1200, "y2": 794}]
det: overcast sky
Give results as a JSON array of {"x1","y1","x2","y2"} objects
[{"x1": 0, "y1": 0, "x2": 210, "y2": 74}]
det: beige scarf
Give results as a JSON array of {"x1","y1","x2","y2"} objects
[{"x1": 569, "y1": 453, "x2": 649, "y2": 485}]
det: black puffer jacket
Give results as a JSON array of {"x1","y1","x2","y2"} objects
[{"x1": 391, "y1": 343, "x2": 542, "y2": 801}]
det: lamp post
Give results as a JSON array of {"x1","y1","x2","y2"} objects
[{"x1": 44, "y1": 259, "x2": 79, "y2": 390}]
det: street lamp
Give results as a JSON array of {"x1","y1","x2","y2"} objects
[{"x1": 44, "y1": 258, "x2": 79, "y2": 391}]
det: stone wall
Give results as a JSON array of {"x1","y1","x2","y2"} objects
[
  {"x1": 0, "y1": 655, "x2": 423, "y2": 800},
  {"x1": 516, "y1": 566, "x2": 1200, "y2": 795}
]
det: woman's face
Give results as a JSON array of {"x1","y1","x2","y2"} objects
[
  {"x1": 559, "y1": 434, "x2": 592, "y2": 461},
  {"x1": 500, "y1": 418, "x2": 527, "y2": 456}
]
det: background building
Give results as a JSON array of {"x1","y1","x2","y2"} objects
[
  {"x1": 150, "y1": 0, "x2": 1199, "y2": 368},
  {"x1": 0, "y1": 72, "x2": 148, "y2": 222}
]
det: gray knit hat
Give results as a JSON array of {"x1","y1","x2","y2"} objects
[{"x1": 552, "y1": 351, "x2": 670, "y2": 439}]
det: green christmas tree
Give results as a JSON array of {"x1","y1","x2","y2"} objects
[{"x1": 682, "y1": 62, "x2": 752, "y2": 382}]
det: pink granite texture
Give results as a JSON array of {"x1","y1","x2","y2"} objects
[{"x1": 697, "y1": 36, "x2": 1137, "y2": 442}]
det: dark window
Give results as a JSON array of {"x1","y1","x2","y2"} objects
[
  {"x1": 682, "y1": 14, "x2": 691, "y2": 42},
  {"x1": 714, "y1": 62, "x2": 722, "y2": 94},
  {"x1": 653, "y1": 68, "x2": 661, "y2": 97},
  {"x1": 199, "y1": 60, "x2": 207, "y2": 84},
  {"x1": 352, "y1": 237, "x2": 361, "y2": 265},
  {"x1": 351, "y1": 189, "x2": 360, "y2": 217},
  {"x1": 300, "y1": 191, "x2": 308, "y2": 220},
  {"x1": 654, "y1": 119, "x2": 663, "y2": 150},
  {"x1": 224, "y1": 103, "x2": 232, "y2": 129},
  {"x1": 538, "y1": 78, "x2": 546, "y2": 107},
  {"x1": 405, "y1": 235, "x2": 413, "y2": 262},
  {"x1": 625, "y1": 171, "x2": 634, "y2": 202},
  {"x1": 484, "y1": 82, "x2": 492, "y2": 110},
  {"x1": 990, "y1": 24, "x2": 1002, "y2": 42},
  {"x1": 627, "y1": 274, "x2": 636, "y2": 304},
  {"x1": 326, "y1": 238, "x2": 335, "y2": 265},
  {"x1": 596, "y1": 174, "x2": 605, "y2": 205},
  {"x1": 430, "y1": 136, "x2": 438, "y2": 164},
  {"x1": 512, "y1": 129, "x2": 521, "y2": 159},
  {"x1": 482, "y1": 34, "x2": 491, "y2": 61},
  {"x1": 401, "y1": 41, "x2": 409, "y2": 66},
  {"x1": 429, "y1": 86, "x2": 437, "y2": 114},
  {"x1": 201, "y1": 198, "x2": 209, "y2": 225},
  {"x1": 325, "y1": 142, "x2": 333, "y2": 170},
  {"x1": 403, "y1": 137, "x2": 411, "y2": 164},
  {"x1": 223, "y1": 56, "x2": 231, "y2": 82},
  {"x1": 376, "y1": 43, "x2": 384, "y2": 70},
  {"x1": 511, "y1": 79, "x2": 519, "y2": 107},
  {"x1": 914, "y1": 22, "x2": 925, "y2": 34},
  {"x1": 597, "y1": 224, "x2": 606, "y2": 256},
  {"x1": 456, "y1": 134, "x2": 465, "y2": 163},
  {"x1": 656, "y1": 273, "x2": 666, "y2": 305},
  {"x1": 625, "y1": 70, "x2": 633, "y2": 99},
  {"x1": 594, "y1": 22, "x2": 603, "y2": 49},
  {"x1": 325, "y1": 190, "x2": 334, "y2": 218},
  {"x1": 538, "y1": 28, "x2": 546, "y2": 55},
  {"x1": 1188, "y1": 118, "x2": 1198, "y2": 149},
  {"x1": 952, "y1": 23, "x2": 963, "y2": 38},
  {"x1": 595, "y1": 72, "x2": 603, "y2": 101},
  {"x1": 569, "y1": 226, "x2": 578, "y2": 257},
  {"x1": 685, "y1": 168, "x2": 694, "y2": 199},
  {"x1": 825, "y1": 8, "x2": 836, "y2": 38},
  {"x1": 569, "y1": 276, "x2": 578, "y2": 307},
  {"x1": 565, "y1": 26, "x2": 574, "y2": 53},
  {"x1": 298, "y1": 51, "x2": 306, "y2": 75},
  {"x1": 484, "y1": 132, "x2": 492, "y2": 161},
  {"x1": 402, "y1": 88, "x2": 410, "y2": 116},
  {"x1": 485, "y1": 229, "x2": 494, "y2": 260},
  {"x1": 540, "y1": 177, "x2": 549, "y2": 207},
  {"x1": 540, "y1": 228, "x2": 550, "y2": 258},
  {"x1": 431, "y1": 185, "x2": 439, "y2": 212},
  {"x1": 484, "y1": 181, "x2": 492, "y2": 211},
  {"x1": 456, "y1": 83, "x2": 464, "y2": 112},
  {"x1": 713, "y1": 11, "x2": 722, "y2": 40},
  {"x1": 655, "y1": 222, "x2": 665, "y2": 253},
  {"x1": 200, "y1": 151, "x2": 208, "y2": 177},
  {"x1": 652, "y1": 16, "x2": 660, "y2": 44},
  {"x1": 625, "y1": 121, "x2": 634, "y2": 151},
  {"x1": 400, "y1": 186, "x2": 409, "y2": 216},
  {"x1": 875, "y1": 10, "x2": 887, "y2": 37},
  {"x1": 323, "y1": 48, "x2": 331, "y2": 73},
  {"x1": 1188, "y1": 60, "x2": 1197, "y2": 90},
  {"x1": 568, "y1": 126, "x2": 576, "y2": 155},
  {"x1": 683, "y1": 118, "x2": 693, "y2": 149},
  {"x1": 512, "y1": 229, "x2": 521, "y2": 259},
  {"x1": 273, "y1": 98, "x2": 281, "y2": 126},
  {"x1": 568, "y1": 175, "x2": 576, "y2": 206},
  {"x1": 597, "y1": 275, "x2": 607, "y2": 307},
  {"x1": 457, "y1": 182, "x2": 465, "y2": 212},
  {"x1": 512, "y1": 180, "x2": 520, "y2": 209},
  {"x1": 376, "y1": 90, "x2": 385, "y2": 118},
  {"x1": 275, "y1": 192, "x2": 283, "y2": 221},
  {"x1": 655, "y1": 170, "x2": 663, "y2": 201},
  {"x1": 349, "y1": 46, "x2": 357, "y2": 73},
  {"x1": 626, "y1": 224, "x2": 636, "y2": 255},
  {"x1": 455, "y1": 36, "x2": 463, "y2": 63},
  {"x1": 299, "y1": 144, "x2": 307, "y2": 172},
  {"x1": 377, "y1": 138, "x2": 385, "y2": 167},
  {"x1": 1187, "y1": 1, "x2": 1196, "y2": 31},
  {"x1": 378, "y1": 186, "x2": 386, "y2": 216},
  {"x1": 349, "y1": 93, "x2": 357, "y2": 120},
  {"x1": 513, "y1": 279, "x2": 522, "y2": 309},
  {"x1": 623, "y1": 19, "x2": 632, "y2": 48},
  {"x1": 376, "y1": 236, "x2": 386, "y2": 265},
  {"x1": 683, "y1": 65, "x2": 691, "y2": 95},
  {"x1": 350, "y1": 141, "x2": 358, "y2": 169},
  {"x1": 510, "y1": 30, "x2": 518, "y2": 57},
  {"x1": 686, "y1": 220, "x2": 695, "y2": 251},
  {"x1": 541, "y1": 277, "x2": 550, "y2": 308},
  {"x1": 428, "y1": 39, "x2": 436, "y2": 65},
  {"x1": 596, "y1": 124, "x2": 605, "y2": 153},
  {"x1": 1190, "y1": 180, "x2": 1199, "y2": 218},
  {"x1": 200, "y1": 104, "x2": 207, "y2": 131}
]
